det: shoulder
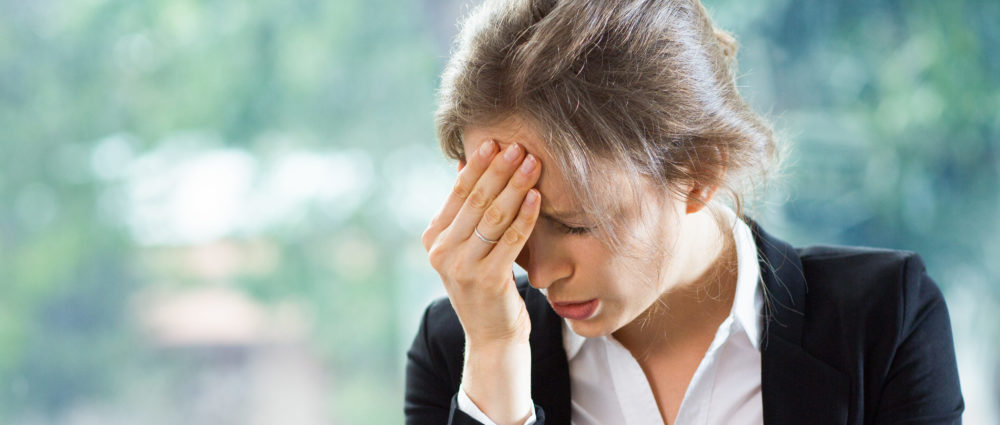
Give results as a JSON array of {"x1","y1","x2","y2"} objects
[
  {"x1": 793, "y1": 244, "x2": 950, "y2": 363},
  {"x1": 789, "y1": 244, "x2": 963, "y2": 420},
  {"x1": 797, "y1": 243, "x2": 920, "y2": 275},
  {"x1": 795, "y1": 244, "x2": 943, "y2": 319}
]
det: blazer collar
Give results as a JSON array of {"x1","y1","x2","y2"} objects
[
  {"x1": 746, "y1": 218, "x2": 807, "y2": 347},
  {"x1": 747, "y1": 219, "x2": 850, "y2": 425}
]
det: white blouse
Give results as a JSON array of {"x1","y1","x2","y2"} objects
[{"x1": 459, "y1": 208, "x2": 765, "y2": 425}]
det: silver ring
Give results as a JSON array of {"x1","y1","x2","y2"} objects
[{"x1": 473, "y1": 227, "x2": 499, "y2": 244}]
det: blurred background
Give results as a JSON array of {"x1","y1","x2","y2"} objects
[{"x1": 1, "y1": 0, "x2": 996, "y2": 423}]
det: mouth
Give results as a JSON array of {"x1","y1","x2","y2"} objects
[{"x1": 549, "y1": 299, "x2": 599, "y2": 320}]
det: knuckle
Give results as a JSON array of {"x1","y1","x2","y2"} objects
[
  {"x1": 427, "y1": 214, "x2": 447, "y2": 234},
  {"x1": 421, "y1": 220, "x2": 439, "y2": 244},
  {"x1": 467, "y1": 188, "x2": 490, "y2": 210},
  {"x1": 501, "y1": 227, "x2": 526, "y2": 245},
  {"x1": 452, "y1": 180, "x2": 470, "y2": 200},
  {"x1": 483, "y1": 205, "x2": 506, "y2": 226},
  {"x1": 512, "y1": 174, "x2": 534, "y2": 190},
  {"x1": 421, "y1": 230, "x2": 432, "y2": 250},
  {"x1": 451, "y1": 262, "x2": 475, "y2": 285},
  {"x1": 427, "y1": 246, "x2": 448, "y2": 270},
  {"x1": 428, "y1": 213, "x2": 442, "y2": 228}
]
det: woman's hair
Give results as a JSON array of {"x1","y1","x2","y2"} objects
[{"x1": 436, "y1": 0, "x2": 780, "y2": 255}]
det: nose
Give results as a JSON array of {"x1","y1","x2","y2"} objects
[{"x1": 514, "y1": 230, "x2": 573, "y2": 290}]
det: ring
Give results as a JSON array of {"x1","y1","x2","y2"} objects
[{"x1": 473, "y1": 227, "x2": 499, "y2": 244}]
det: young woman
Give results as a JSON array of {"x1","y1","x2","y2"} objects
[{"x1": 406, "y1": 1, "x2": 963, "y2": 424}]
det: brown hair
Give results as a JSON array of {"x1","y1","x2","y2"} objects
[{"x1": 436, "y1": 0, "x2": 779, "y2": 256}]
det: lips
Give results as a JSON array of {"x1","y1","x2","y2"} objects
[{"x1": 549, "y1": 299, "x2": 599, "y2": 320}]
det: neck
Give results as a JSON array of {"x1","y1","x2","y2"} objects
[{"x1": 612, "y1": 208, "x2": 738, "y2": 357}]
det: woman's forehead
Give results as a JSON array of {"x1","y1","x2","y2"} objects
[
  {"x1": 462, "y1": 118, "x2": 578, "y2": 217},
  {"x1": 460, "y1": 117, "x2": 644, "y2": 221},
  {"x1": 461, "y1": 116, "x2": 651, "y2": 222},
  {"x1": 462, "y1": 116, "x2": 546, "y2": 156}
]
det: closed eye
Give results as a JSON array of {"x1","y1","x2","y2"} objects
[
  {"x1": 560, "y1": 224, "x2": 592, "y2": 235},
  {"x1": 540, "y1": 212, "x2": 593, "y2": 235},
  {"x1": 553, "y1": 220, "x2": 592, "y2": 235}
]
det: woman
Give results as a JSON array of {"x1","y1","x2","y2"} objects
[{"x1": 406, "y1": 1, "x2": 963, "y2": 424}]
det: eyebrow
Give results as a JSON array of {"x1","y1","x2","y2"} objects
[{"x1": 539, "y1": 206, "x2": 583, "y2": 222}]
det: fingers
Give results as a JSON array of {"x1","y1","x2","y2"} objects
[
  {"x1": 484, "y1": 189, "x2": 541, "y2": 269},
  {"x1": 422, "y1": 140, "x2": 497, "y2": 250},
  {"x1": 465, "y1": 153, "x2": 541, "y2": 259},
  {"x1": 445, "y1": 143, "x2": 527, "y2": 245}
]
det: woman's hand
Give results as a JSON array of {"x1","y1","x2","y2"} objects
[
  {"x1": 421, "y1": 139, "x2": 542, "y2": 349},
  {"x1": 421, "y1": 139, "x2": 541, "y2": 424}
]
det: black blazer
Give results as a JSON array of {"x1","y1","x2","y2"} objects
[{"x1": 405, "y1": 220, "x2": 964, "y2": 424}]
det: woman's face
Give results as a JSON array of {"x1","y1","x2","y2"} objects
[{"x1": 462, "y1": 116, "x2": 700, "y2": 339}]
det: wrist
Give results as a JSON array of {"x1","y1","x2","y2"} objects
[
  {"x1": 465, "y1": 333, "x2": 531, "y2": 353},
  {"x1": 461, "y1": 341, "x2": 533, "y2": 425}
]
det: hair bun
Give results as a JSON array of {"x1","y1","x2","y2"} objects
[{"x1": 713, "y1": 28, "x2": 739, "y2": 61}]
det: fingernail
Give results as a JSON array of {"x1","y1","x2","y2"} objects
[
  {"x1": 525, "y1": 190, "x2": 539, "y2": 206},
  {"x1": 519, "y1": 154, "x2": 536, "y2": 174},
  {"x1": 504, "y1": 143, "x2": 521, "y2": 162},
  {"x1": 479, "y1": 140, "x2": 495, "y2": 157}
]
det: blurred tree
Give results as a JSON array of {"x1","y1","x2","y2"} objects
[
  {"x1": 1, "y1": 0, "x2": 440, "y2": 423},
  {"x1": 0, "y1": 0, "x2": 996, "y2": 423}
]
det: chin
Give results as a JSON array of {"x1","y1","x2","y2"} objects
[{"x1": 566, "y1": 314, "x2": 615, "y2": 338}]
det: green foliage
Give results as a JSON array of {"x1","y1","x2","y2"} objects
[
  {"x1": 709, "y1": 0, "x2": 999, "y2": 288},
  {"x1": 1, "y1": 0, "x2": 996, "y2": 423}
]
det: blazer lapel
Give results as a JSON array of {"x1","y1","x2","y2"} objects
[
  {"x1": 749, "y1": 220, "x2": 850, "y2": 425},
  {"x1": 521, "y1": 276, "x2": 573, "y2": 424}
]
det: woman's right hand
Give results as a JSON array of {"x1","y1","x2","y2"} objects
[{"x1": 421, "y1": 138, "x2": 542, "y2": 349}]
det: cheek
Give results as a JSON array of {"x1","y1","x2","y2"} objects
[
  {"x1": 609, "y1": 257, "x2": 660, "y2": 298},
  {"x1": 597, "y1": 245, "x2": 667, "y2": 311}
]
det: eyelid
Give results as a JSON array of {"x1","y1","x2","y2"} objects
[
  {"x1": 560, "y1": 223, "x2": 592, "y2": 235},
  {"x1": 561, "y1": 216, "x2": 592, "y2": 227},
  {"x1": 544, "y1": 215, "x2": 574, "y2": 226},
  {"x1": 546, "y1": 216, "x2": 593, "y2": 233},
  {"x1": 543, "y1": 213, "x2": 585, "y2": 225}
]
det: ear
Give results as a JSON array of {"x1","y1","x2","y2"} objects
[
  {"x1": 458, "y1": 159, "x2": 467, "y2": 172},
  {"x1": 685, "y1": 183, "x2": 720, "y2": 214},
  {"x1": 685, "y1": 147, "x2": 727, "y2": 214}
]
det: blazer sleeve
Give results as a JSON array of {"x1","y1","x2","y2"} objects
[
  {"x1": 874, "y1": 254, "x2": 964, "y2": 424},
  {"x1": 405, "y1": 302, "x2": 455, "y2": 424},
  {"x1": 404, "y1": 301, "x2": 548, "y2": 425}
]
